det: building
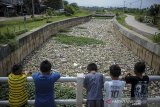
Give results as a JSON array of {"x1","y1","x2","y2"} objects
[{"x1": 0, "y1": 0, "x2": 23, "y2": 16}]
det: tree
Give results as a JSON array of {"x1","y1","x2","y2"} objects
[
  {"x1": 43, "y1": 0, "x2": 63, "y2": 10},
  {"x1": 23, "y1": 0, "x2": 40, "y2": 14},
  {"x1": 149, "y1": 4, "x2": 160, "y2": 24},
  {"x1": 63, "y1": 0, "x2": 69, "y2": 6},
  {"x1": 70, "y1": 3, "x2": 79, "y2": 10}
]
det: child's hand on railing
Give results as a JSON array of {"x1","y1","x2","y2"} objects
[{"x1": 24, "y1": 71, "x2": 32, "y2": 76}]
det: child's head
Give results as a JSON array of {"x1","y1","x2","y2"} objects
[
  {"x1": 40, "y1": 60, "x2": 52, "y2": 73},
  {"x1": 12, "y1": 64, "x2": 23, "y2": 75},
  {"x1": 134, "y1": 61, "x2": 146, "y2": 74},
  {"x1": 87, "y1": 63, "x2": 97, "y2": 72},
  {"x1": 109, "y1": 64, "x2": 121, "y2": 78}
]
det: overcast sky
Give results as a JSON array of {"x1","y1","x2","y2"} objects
[{"x1": 66, "y1": 0, "x2": 160, "y2": 8}]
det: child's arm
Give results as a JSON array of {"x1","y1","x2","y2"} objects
[
  {"x1": 121, "y1": 72, "x2": 134, "y2": 83},
  {"x1": 83, "y1": 75, "x2": 88, "y2": 89},
  {"x1": 24, "y1": 71, "x2": 32, "y2": 76}
]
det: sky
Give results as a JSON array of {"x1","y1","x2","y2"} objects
[{"x1": 66, "y1": 0, "x2": 160, "y2": 8}]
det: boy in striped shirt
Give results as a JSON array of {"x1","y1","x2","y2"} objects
[{"x1": 8, "y1": 64, "x2": 28, "y2": 107}]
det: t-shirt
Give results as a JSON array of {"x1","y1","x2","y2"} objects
[
  {"x1": 83, "y1": 72, "x2": 104, "y2": 100},
  {"x1": 8, "y1": 73, "x2": 28, "y2": 107},
  {"x1": 104, "y1": 80, "x2": 125, "y2": 107},
  {"x1": 32, "y1": 72, "x2": 60, "y2": 107},
  {"x1": 124, "y1": 76, "x2": 149, "y2": 99}
]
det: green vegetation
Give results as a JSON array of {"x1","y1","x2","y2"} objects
[
  {"x1": 54, "y1": 34, "x2": 105, "y2": 46},
  {"x1": 0, "y1": 11, "x2": 90, "y2": 45},
  {"x1": 0, "y1": 32, "x2": 18, "y2": 50},
  {"x1": 116, "y1": 14, "x2": 132, "y2": 29},
  {"x1": 76, "y1": 26, "x2": 87, "y2": 29},
  {"x1": 59, "y1": 29, "x2": 72, "y2": 33},
  {"x1": 109, "y1": 4, "x2": 160, "y2": 30},
  {"x1": 153, "y1": 33, "x2": 160, "y2": 43}
]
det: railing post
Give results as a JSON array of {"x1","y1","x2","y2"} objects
[{"x1": 76, "y1": 73, "x2": 84, "y2": 107}]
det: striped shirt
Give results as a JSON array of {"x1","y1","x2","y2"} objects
[{"x1": 8, "y1": 73, "x2": 28, "y2": 107}]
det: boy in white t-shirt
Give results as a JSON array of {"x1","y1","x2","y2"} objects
[{"x1": 104, "y1": 64, "x2": 125, "y2": 107}]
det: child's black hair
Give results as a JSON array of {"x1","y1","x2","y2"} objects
[
  {"x1": 40, "y1": 60, "x2": 52, "y2": 73},
  {"x1": 87, "y1": 63, "x2": 97, "y2": 72},
  {"x1": 12, "y1": 64, "x2": 23, "y2": 74},
  {"x1": 110, "y1": 64, "x2": 121, "y2": 77},
  {"x1": 134, "y1": 61, "x2": 146, "y2": 74}
]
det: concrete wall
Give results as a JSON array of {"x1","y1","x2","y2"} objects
[
  {"x1": 113, "y1": 18, "x2": 160, "y2": 74},
  {"x1": 0, "y1": 16, "x2": 91, "y2": 76}
]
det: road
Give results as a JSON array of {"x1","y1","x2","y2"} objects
[
  {"x1": 125, "y1": 14, "x2": 160, "y2": 35},
  {"x1": 0, "y1": 15, "x2": 41, "y2": 22}
]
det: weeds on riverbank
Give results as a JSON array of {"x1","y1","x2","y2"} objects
[
  {"x1": 54, "y1": 34, "x2": 105, "y2": 46},
  {"x1": 153, "y1": 33, "x2": 160, "y2": 43}
]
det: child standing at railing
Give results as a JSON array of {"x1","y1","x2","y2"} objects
[
  {"x1": 8, "y1": 64, "x2": 28, "y2": 107},
  {"x1": 83, "y1": 63, "x2": 104, "y2": 107},
  {"x1": 104, "y1": 64, "x2": 125, "y2": 107},
  {"x1": 123, "y1": 62, "x2": 149, "y2": 107},
  {"x1": 32, "y1": 60, "x2": 60, "y2": 107}
]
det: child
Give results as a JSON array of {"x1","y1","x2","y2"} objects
[
  {"x1": 104, "y1": 64, "x2": 125, "y2": 107},
  {"x1": 8, "y1": 64, "x2": 28, "y2": 107},
  {"x1": 32, "y1": 60, "x2": 60, "y2": 107},
  {"x1": 123, "y1": 61, "x2": 149, "y2": 106},
  {"x1": 83, "y1": 63, "x2": 104, "y2": 107}
]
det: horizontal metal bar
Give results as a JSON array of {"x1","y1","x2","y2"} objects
[
  {"x1": 0, "y1": 77, "x2": 77, "y2": 83},
  {"x1": 104, "y1": 76, "x2": 160, "y2": 81},
  {"x1": 0, "y1": 76, "x2": 160, "y2": 83},
  {"x1": 1, "y1": 98, "x2": 160, "y2": 105},
  {"x1": 0, "y1": 99, "x2": 77, "y2": 105}
]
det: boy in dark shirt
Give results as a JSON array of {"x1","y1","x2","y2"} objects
[{"x1": 123, "y1": 62, "x2": 149, "y2": 106}]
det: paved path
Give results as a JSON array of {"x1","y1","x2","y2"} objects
[
  {"x1": 125, "y1": 14, "x2": 160, "y2": 35},
  {"x1": 0, "y1": 15, "x2": 41, "y2": 21}
]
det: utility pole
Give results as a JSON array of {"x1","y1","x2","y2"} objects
[
  {"x1": 140, "y1": 0, "x2": 142, "y2": 9},
  {"x1": 130, "y1": 3, "x2": 132, "y2": 9},
  {"x1": 32, "y1": 0, "x2": 35, "y2": 18},
  {"x1": 123, "y1": 0, "x2": 126, "y2": 13}
]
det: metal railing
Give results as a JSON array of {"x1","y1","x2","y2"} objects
[{"x1": 0, "y1": 74, "x2": 160, "y2": 106}]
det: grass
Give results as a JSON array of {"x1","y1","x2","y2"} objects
[
  {"x1": 54, "y1": 34, "x2": 105, "y2": 46},
  {"x1": 59, "y1": 29, "x2": 72, "y2": 33},
  {"x1": 116, "y1": 15, "x2": 132, "y2": 29},
  {"x1": 0, "y1": 11, "x2": 90, "y2": 35},
  {"x1": 0, "y1": 11, "x2": 91, "y2": 45},
  {"x1": 0, "y1": 16, "x2": 69, "y2": 34},
  {"x1": 152, "y1": 33, "x2": 160, "y2": 43},
  {"x1": 76, "y1": 26, "x2": 87, "y2": 29}
]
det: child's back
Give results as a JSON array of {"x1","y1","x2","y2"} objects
[
  {"x1": 104, "y1": 64, "x2": 125, "y2": 107},
  {"x1": 8, "y1": 64, "x2": 28, "y2": 107},
  {"x1": 32, "y1": 72, "x2": 60, "y2": 107},
  {"x1": 124, "y1": 62, "x2": 149, "y2": 99},
  {"x1": 123, "y1": 62, "x2": 149, "y2": 107},
  {"x1": 83, "y1": 63, "x2": 104, "y2": 107},
  {"x1": 104, "y1": 80, "x2": 125, "y2": 107},
  {"x1": 32, "y1": 60, "x2": 60, "y2": 107},
  {"x1": 84, "y1": 72, "x2": 104, "y2": 100}
]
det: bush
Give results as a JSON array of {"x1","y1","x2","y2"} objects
[
  {"x1": 116, "y1": 12, "x2": 119, "y2": 18},
  {"x1": 137, "y1": 16, "x2": 144, "y2": 22},
  {"x1": 0, "y1": 32, "x2": 18, "y2": 51},
  {"x1": 153, "y1": 33, "x2": 160, "y2": 43},
  {"x1": 64, "y1": 5, "x2": 75, "y2": 16},
  {"x1": 158, "y1": 19, "x2": 160, "y2": 30},
  {"x1": 46, "y1": 8, "x2": 55, "y2": 17}
]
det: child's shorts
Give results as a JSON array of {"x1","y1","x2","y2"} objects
[{"x1": 87, "y1": 100, "x2": 104, "y2": 107}]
